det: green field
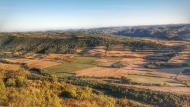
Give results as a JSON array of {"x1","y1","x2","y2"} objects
[{"x1": 44, "y1": 57, "x2": 100, "y2": 77}]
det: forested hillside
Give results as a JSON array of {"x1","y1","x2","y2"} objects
[{"x1": 0, "y1": 32, "x2": 179, "y2": 54}]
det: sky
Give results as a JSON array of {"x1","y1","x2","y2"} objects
[{"x1": 0, "y1": 0, "x2": 190, "y2": 32}]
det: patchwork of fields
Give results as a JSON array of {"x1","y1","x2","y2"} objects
[{"x1": 0, "y1": 34, "x2": 190, "y2": 107}]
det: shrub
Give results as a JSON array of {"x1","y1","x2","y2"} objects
[
  {"x1": 60, "y1": 86, "x2": 93, "y2": 100},
  {"x1": 5, "y1": 76, "x2": 26, "y2": 87},
  {"x1": 29, "y1": 67, "x2": 42, "y2": 74},
  {"x1": 93, "y1": 53, "x2": 103, "y2": 58},
  {"x1": 120, "y1": 76, "x2": 132, "y2": 84},
  {"x1": 77, "y1": 87, "x2": 92, "y2": 100},
  {"x1": 111, "y1": 62, "x2": 126, "y2": 68},
  {"x1": 144, "y1": 63, "x2": 157, "y2": 69},
  {"x1": 5, "y1": 69, "x2": 28, "y2": 78},
  {"x1": 20, "y1": 63, "x2": 29, "y2": 70},
  {"x1": 0, "y1": 80, "x2": 5, "y2": 90},
  {"x1": 61, "y1": 88, "x2": 77, "y2": 99},
  {"x1": 6, "y1": 78, "x2": 16, "y2": 87},
  {"x1": 15, "y1": 76, "x2": 26, "y2": 87},
  {"x1": 50, "y1": 75, "x2": 58, "y2": 82}
]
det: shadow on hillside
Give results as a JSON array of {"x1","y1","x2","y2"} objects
[{"x1": 143, "y1": 44, "x2": 188, "y2": 71}]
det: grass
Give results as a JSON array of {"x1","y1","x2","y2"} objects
[{"x1": 44, "y1": 57, "x2": 100, "y2": 77}]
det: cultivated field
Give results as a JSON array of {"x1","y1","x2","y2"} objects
[{"x1": 0, "y1": 35, "x2": 190, "y2": 107}]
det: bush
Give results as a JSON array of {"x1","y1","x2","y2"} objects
[
  {"x1": 61, "y1": 88, "x2": 77, "y2": 99},
  {"x1": 0, "y1": 80, "x2": 5, "y2": 90},
  {"x1": 93, "y1": 53, "x2": 103, "y2": 58},
  {"x1": 111, "y1": 62, "x2": 126, "y2": 68},
  {"x1": 5, "y1": 69, "x2": 28, "y2": 79},
  {"x1": 77, "y1": 87, "x2": 92, "y2": 100},
  {"x1": 5, "y1": 76, "x2": 26, "y2": 87},
  {"x1": 50, "y1": 75, "x2": 58, "y2": 82},
  {"x1": 120, "y1": 76, "x2": 132, "y2": 84},
  {"x1": 15, "y1": 76, "x2": 26, "y2": 87},
  {"x1": 6, "y1": 78, "x2": 16, "y2": 86},
  {"x1": 29, "y1": 68, "x2": 42, "y2": 74},
  {"x1": 60, "y1": 86, "x2": 94, "y2": 100},
  {"x1": 20, "y1": 63, "x2": 29, "y2": 70}
]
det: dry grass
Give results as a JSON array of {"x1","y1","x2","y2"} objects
[
  {"x1": 4, "y1": 58, "x2": 61, "y2": 69},
  {"x1": 27, "y1": 59, "x2": 60, "y2": 69},
  {"x1": 0, "y1": 63, "x2": 20, "y2": 71}
]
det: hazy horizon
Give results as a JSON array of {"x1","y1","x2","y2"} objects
[{"x1": 0, "y1": 0, "x2": 190, "y2": 32}]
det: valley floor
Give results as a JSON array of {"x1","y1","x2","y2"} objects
[{"x1": 0, "y1": 38, "x2": 190, "y2": 106}]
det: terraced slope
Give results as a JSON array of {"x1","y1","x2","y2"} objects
[{"x1": 169, "y1": 42, "x2": 190, "y2": 65}]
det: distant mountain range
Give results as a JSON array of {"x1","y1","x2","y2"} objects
[
  {"x1": 2, "y1": 24, "x2": 189, "y2": 41},
  {"x1": 81, "y1": 24, "x2": 190, "y2": 40}
]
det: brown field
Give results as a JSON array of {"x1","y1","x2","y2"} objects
[
  {"x1": 27, "y1": 59, "x2": 61, "y2": 69},
  {"x1": 76, "y1": 67, "x2": 128, "y2": 77},
  {"x1": 4, "y1": 57, "x2": 61, "y2": 69},
  {"x1": 0, "y1": 63, "x2": 20, "y2": 71}
]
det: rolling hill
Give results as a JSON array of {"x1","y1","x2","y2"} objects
[{"x1": 82, "y1": 24, "x2": 190, "y2": 40}]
